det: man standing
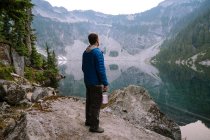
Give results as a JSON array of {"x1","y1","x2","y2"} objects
[{"x1": 82, "y1": 33, "x2": 109, "y2": 133}]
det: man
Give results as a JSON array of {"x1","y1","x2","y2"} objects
[{"x1": 82, "y1": 33, "x2": 109, "y2": 133}]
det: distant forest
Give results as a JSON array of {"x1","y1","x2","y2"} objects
[{"x1": 155, "y1": 0, "x2": 210, "y2": 63}]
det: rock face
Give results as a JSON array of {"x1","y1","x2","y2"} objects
[
  {"x1": 1, "y1": 85, "x2": 181, "y2": 140},
  {"x1": 11, "y1": 49, "x2": 25, "y2": 77},
  {"x1": 0, "y1": 102, "x2": 24, "y2": 140},
  {"x1": 107, "y1": 85, "x2": 181, "y2": 140},
  {"x1": 0, "y1": 43, "x2": 26, "y2": 78},
  {"x1": 0, "y1": 43, "x2": 11, "y2": 66}
]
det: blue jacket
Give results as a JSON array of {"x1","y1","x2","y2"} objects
[{"x1": 82, "y1": 47, "x2": 108, "y2": 86}]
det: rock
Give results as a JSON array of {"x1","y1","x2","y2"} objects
[
  {"x1": 11, "y1": 48, "x2": 25, "y2": 77},
  {"x1": 3, "y1": 118, "x2": 16, "y2": 136},
  {"x1": 107, "y1": 85, "x2": 181, "y2": 140},
  {"x1": 5, "y1": 97, "x2": 171, "y2": 140},
  {"x1": 19, "y1": 99, "x2": 32, "y2": 107},
  {"x1": 26, "y1": 92, "x2": 33, "y2": 101},
  {"x1": 1, "y1": 85, "x2": 180, "y2": 139},
  {"x1": 3, "y1": 84, "x2": 26, "y2": 105},
  {"x1": 0, "y1": 85, "x2": 6, "y2": 102},
  {"x1": 11, "y1": 73, "x2": 31, "y2": 85},
  {"x1": 0, "y1": 102, "x2": 25, "y2": 139},
  {"x1": 0, "y1": 102, "x2": 10, "y2": 114},
  {"x1": 31, "y1": 87, "x2": 55, "y2": 102},
  {"x1": 0, "y1": 80, "x2": 56, "y2": 105},
  {"x1": 0, "y1": 43, "x2": 12, "y2": 66},
  {"x1": 32, "y1": 83, "x2": 41, "y2": 87}
]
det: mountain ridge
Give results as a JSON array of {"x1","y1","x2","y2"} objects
[
  {"x1": 154, "y1": 0, "x2": 210, "y2": 68},
  {"x1": 32, "y1": 0, "x2": 206, "y2": 57}
]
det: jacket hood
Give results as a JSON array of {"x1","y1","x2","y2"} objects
[{"x1": 85, "y1": 45, "x2": 98, "y2": 53}]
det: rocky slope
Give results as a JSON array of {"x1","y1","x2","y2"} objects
[
  {"x1": 0, "y1": 85, "x2": 181, "y2": 140},
  {"x1": 0, "y1": 43, "x2": 25, "y2": 77}
]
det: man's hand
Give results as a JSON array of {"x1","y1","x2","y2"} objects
[{"x1": 103, "y1": 86, "x2": 108, "y2": 92}]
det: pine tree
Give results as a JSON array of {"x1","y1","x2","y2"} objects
[
  {"x1": 44, "y1": 43, "x2": 59, "y2": 88},
  {"x1": 0, "y1": 0, "x2": 34, "y2": 56},
  {"x1": 30, "y1": 46, "x2": 43, "y2": 68}
]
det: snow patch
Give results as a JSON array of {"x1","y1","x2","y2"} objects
[{"x1": 199, "y1": 60, "x2": 210, "y2": 67}]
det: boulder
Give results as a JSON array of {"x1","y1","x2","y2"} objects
[
  {"x1": 107, "y1": 85, "x2": 181, "y2": 140},
  {"x1": 2, "y1": 83, "x2": 26, "y2": 105},
  {"x1": 0, "y1": 80, "x2": 56, "y2": 105},
  {"x1": 31, "y1": 87, "x2": 55, "y2": 102}
]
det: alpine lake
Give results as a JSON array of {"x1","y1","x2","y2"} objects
[{"x1": 58, "y1": 60, "x2": 210, "y2": 139}]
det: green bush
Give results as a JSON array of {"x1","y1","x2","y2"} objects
[
  {"x1": 43, "y1": 69, "x2": 58, "y2": 88},
  {"x1": 0, "y1": 66, "x2": 14, "y2": 80},
  {"x1": 24, "y1": 67, "x2": 47, "y2": 84}
]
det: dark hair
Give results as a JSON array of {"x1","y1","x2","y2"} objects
[{"x1": 88, "y1": 33, "x2": 98, "y2": 45}]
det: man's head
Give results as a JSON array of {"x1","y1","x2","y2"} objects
[{"x1": 88, "y1": 33, "x2": 99, "y2": 46}]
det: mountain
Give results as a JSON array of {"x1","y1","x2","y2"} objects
[
  {"x1": 154, "y1": 0, "x2": 210, "y2": 66},
  {"x1": 32, "y1": 0, "x2": 206, "y2": 58}
]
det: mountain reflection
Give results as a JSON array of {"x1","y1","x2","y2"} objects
[{"x1": 152, "y1": 63, "x2": 210, "y2": 128}]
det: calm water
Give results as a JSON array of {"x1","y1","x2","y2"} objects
[{"x1": 58, "y1": 60, "x2": 210, "y2": 129}]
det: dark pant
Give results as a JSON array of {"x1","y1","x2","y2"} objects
[{"x1": 86, "y1": 85, "x2": 103, "y2": 128}]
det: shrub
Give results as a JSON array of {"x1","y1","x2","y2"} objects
[{"x1": 0, "y1": 65, "x2": 14, "y2": 80}]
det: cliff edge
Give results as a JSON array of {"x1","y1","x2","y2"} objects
[{"x1": 0, "y1": 85, "x2": 181, "y2": 140}]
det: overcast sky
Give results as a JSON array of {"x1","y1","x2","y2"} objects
[{"x1": 44, "y1": 0, "x2": 165, "y2": 15}]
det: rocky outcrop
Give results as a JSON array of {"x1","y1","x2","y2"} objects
[
  {"x1": 0, "y1": 85, "x2": 181, "y2": 140},
  {"x1": 0, "y1": 101, "x2": 25, "y2": 139},
  {"x1": 0, "y1": 43, "x2": 11, "y2": 66},
  {"x1": 0, "y1": 43, "x2": 25, "y2": 77},
  {"x1": 11, "y1": 49, "x2": 25, "y2": 77},
  {"x1": 0, "y1": 79, "x2": 57, "y2": 139},
  {"x1": 31, "y1": 87, "x2": 56, "y2": 102},
  {"x1": 5, "y1": 97, "x2": 171, "y2": 140},
  {"x1": 0, "y1": 79, "x2": 56, "y2": 105},
  {"x1": 107, "y1": 85, "x2": 181, "y2": 140}
]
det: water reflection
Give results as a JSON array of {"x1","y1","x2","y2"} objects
[
  {"x1": 58, "y1": 60, "x2": 160, "y2": 96},
  {"x1": 109, "y1": 64, "x2": 119, "y2": 71},
  {"x1": 153, "y1": 63, "x2": 210, "y2": 128}
]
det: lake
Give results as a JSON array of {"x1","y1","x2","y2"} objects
[{"x1": 58, "y1": 60, "x2": 210, "y2": 138}]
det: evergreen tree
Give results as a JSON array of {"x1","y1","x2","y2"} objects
[
  {"x1": 0, "y1": 0, "x2": 34, "y2": 56},
  {"x1": 30, "y1": 46, "x2": 43, "y2": 68},
  {"x1": 0, "y1": 0, "x2": 60, "y2": 88},
  {"x1": 44, "y1": 43, "x2": 59, "y2": 88}
]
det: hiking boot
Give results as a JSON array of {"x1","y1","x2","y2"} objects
[{"x1": 89, "y1": 127, "x2": 104, "y2": 133}]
